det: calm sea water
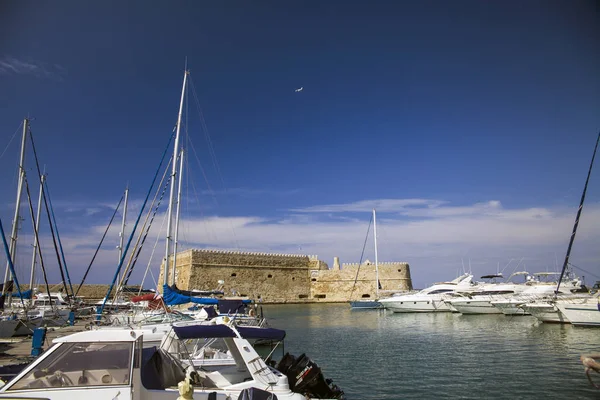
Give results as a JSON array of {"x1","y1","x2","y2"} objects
[{"x1": 261, "y1": 303, "x2": 600, "y2": 400}]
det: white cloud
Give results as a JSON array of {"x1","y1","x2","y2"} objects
[{"x1": 7, "y1": 197, "x2": 600, "y2": 289}]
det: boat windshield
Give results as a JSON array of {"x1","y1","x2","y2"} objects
[
  {"x1": 140, "y1": 311, "x2": 194, "y2": 325},
  {"x1": 8, "y1": 342, "x2": 132, "y2": 390}
]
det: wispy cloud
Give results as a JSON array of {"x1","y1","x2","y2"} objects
[
  {"x1": 291, "y1": 198, "x2": 447, "y2": 213},
  {"x1": 0, "y1": 56, "x2": 66, "y2": 80},
  {"x1": 201, "y1": 187, "x2": 302, "y2": 198}
]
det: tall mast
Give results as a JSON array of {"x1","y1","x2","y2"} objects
[
  {"x1": 164, "y1": 69, "x2": 188, "y2": 287},
  {"x1": 28, "y1": 173, "x2": 45, "y2": 294},
  {"x1": 556, "y1": 130, "x2": 600, "y2": 294},
  {"x1": 117, "y1": 187, "x2": 129, "y2": 285},
  {"x1": 373, "y1": 208, "x2": 379, "y2": 299},
  {"x1": 3, "y1": 118, "x2": 28, "y2": 295},
  {"x1": 171, "y1": 148, "x2": 185, "y2": 284}
]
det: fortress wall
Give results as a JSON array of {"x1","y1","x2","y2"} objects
[
  {"x1": 310, "y1": 262, "x2": 412, "y2": 302},
  {"x1": 160, "y1": 249, "x2": 312, "y2": 303},
  {"x1": 159, "y1": 249, "x2": 413, "y2": 304}
]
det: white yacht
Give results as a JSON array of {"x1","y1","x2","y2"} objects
[
  {"x1": 379, "y1": 273, "x2": 476, "y2": 313},
  {"x1": 447, "y1": 271, "x2": 533, "y2": 314},
  {"x1": 490, "y1": 272, "x2": 583, "y2": 315},
  {"x1": 555, "y1": 295, "x2": 600, "y2": 326}
]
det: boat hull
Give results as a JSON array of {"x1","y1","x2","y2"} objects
[
  {"x1": 490, "y1": 301, "x2": 529, "y2": 316},
  {"x1": 521, "y1": 303, "x2": 568, "y2": 323},
  {"x1": 382, "y1": 299, "x2": 451, "y2": 313},
  {"x1": 349, "y1": 300, "x2": 382, "y2": 309},
  {"x1": 556, "y1": 302, "x2": 600, "y2": 326},
  {"x1": 450, "y1": 300, "x2": 502, "y2": 315}
]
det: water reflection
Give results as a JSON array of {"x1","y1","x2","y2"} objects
[{"x1": 263, "y1": 304, "x2": 600, "y2": 399}]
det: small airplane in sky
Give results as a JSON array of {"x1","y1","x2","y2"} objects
[{"x1": 294, "y1": 87, "x2": 303, "y2": 92}]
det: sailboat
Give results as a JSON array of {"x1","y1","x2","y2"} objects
[{"x1": 349, "y1": 209, "x2": 383, "y2": 309}]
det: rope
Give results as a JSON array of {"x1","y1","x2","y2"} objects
[
  {"x1": 75, "y1": 194, "x2": 124, "y2": 297},
  {"x1": 349, "y1": 214, "x2": 373, "y2": 300}
]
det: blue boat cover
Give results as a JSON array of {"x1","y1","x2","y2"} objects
[
  {"x1": 12, "y1": 289, "x2": 32, "y2": 299},
  {"x1": 162, "y1": 284, "x2": 219, "y2": 306},
  {"x1": 173, "y1": 324, "x2": 286, "y2": 341}
]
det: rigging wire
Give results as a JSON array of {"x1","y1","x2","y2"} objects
[
  {"x1": 188, "y1": 77, "x2": 240, "y2": 249},
  {"x1": 44, "y1": 181, "x2": 74, "y2": 297},
  {"x1": 28, "y1": 128, "x2": 72, "y2": 300},
  {"x1": 186, "y1": 160, "x2": 216, "y2": 243},
  {"x1": 0, "y1": 217, "x2": 25, "y2": 307},
  {"x1": 349, "y1": 214, "x2": 373, "y2": 299},
  {"x1": 23, "y1": 175, "x2": 54, "y2": 312},
  {"x1": 97, "y1": 133, "x2": 175, "y2": 319},
  {"x1": 556, "y1": 130, "x2": 600, "y2": 294},
  {"x1": 138, "y1": 203, "x2": 170, "y2": 295},
  {"x1": 568, "y1": 262, "x2": 600, "y2": 281},
  {"x1": 115, "y1": 155, "x2": 172, "y2": 295},
  {"x1": 123, "y1": 165, "x2": 173, "y2": 287},
  {"x1": 0, "y1": 121, "x2": 23, "y2": 161},
  {"x1": 112, "y1": 159, "x2": 172, "y2": 309},
  {"x1": 75, "y1": 194, "x2": 124, "y2": 298}
]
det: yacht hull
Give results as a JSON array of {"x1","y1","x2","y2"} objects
[
  {"x1": 383, "y1": 299, "x2": 451, "y2": 313},
  {"x1": 521, "y1": 303, "x2": 568, "y2": 323},
  {"x1": 450, "y1": 300, "x2": 502, "y2": 314},
  {"x1": 556, "y1": 302, "x2": 600, "y2": 326}
]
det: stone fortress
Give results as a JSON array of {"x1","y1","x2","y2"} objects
[{"x1": 158, "y1": 249, "x2": 413, "y2": 303}]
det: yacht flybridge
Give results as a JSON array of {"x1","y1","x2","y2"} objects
[{"x1": 379, "y1": 273, "x2": 476, "y2": 313}]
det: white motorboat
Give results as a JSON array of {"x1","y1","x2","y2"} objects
[
  {"x1": 0, "y1": 322, "x2": 344, "y2": 400},
  {"x1": 490, "y1": 272, "x2": 583, "y2": 315},
  {"x1": 447, "y1": 271, "x2": 534, "y2": 314},
  {"x1": 555, "y1": 295, "x2": 600, "y2": 327},
  {"x1": 379, "y1": 273, "x2": 477, "y2": 313}
]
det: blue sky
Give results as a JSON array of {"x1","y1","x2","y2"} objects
[{"x1": 0, "y1": 0, "x2": 599, "y2": 289}]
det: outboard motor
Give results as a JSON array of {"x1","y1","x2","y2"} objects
[{"x1": 277, "y1": 353, "x2": 345, "y2": 399}]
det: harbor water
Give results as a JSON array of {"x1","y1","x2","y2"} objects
[{"x1": 262, "y1": 303, "x2": 600, "y2": 400}]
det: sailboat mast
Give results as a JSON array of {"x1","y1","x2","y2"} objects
[
  {"x1": 164, "y1": 69, "x2": 188, "y2": 287},
  {"x1": 556, "y1": 130, "x2": 600, "y2": 294},
  {"x1": 3, "y1": 118, "x2": 28, "y2": 295},
  {"x1": 29, "y1": 173, "x2": 45, "y2": 293},
  {"x1": 170, "y1": 148, "x2": 185, "y2": 283},
  {"x1": 117, "y1": 187, "x2": 129, "y2": 285},
  {"x1": 373, "y1": 208, "x2": 379, "y2": 299}
]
